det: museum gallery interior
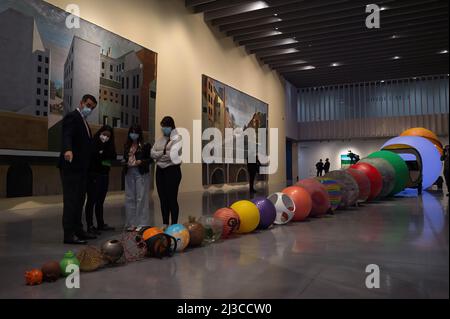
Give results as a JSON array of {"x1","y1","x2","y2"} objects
[{"x1": 0, "y1": 0, "x2": 448, "y2": 300}]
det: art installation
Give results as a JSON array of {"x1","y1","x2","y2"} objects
[
  {"x1": 22, "y1": 127, "x2": 442, "y2": 289},
  {"x1": 324, "y1": 170, "x2": 359, "y2": 208},
  {"x1": 213, "y1": 208, "x2": 240, "y2": 238},
  {"x1": 165, "y1": 224, "x2": 190, "y2": 252},
  {"x1": 199, "y1": 215, "x2": 224, "y2": 243},
  {"x1": 184, "y1": 217, "x2": 205, "y2": 247},
  {"x1": 281, "y1": 186, "x2": 313, "y2": 221},
  {"x1": 24, "y1": 269, "x2": 43, "y2": 286},
  {"x1": 315, "y1": 177, "x2": 342, "y2": 211},
  {"x1": 267, "y1": 192, "x2": 295, "y2": 225},
  {"x1": 251, "y1": 197, "x2": 277, "y2": 230},
  {"x1": 346, "y1": 168, "x2": 371, "y2": 203},
  {"x1": 295, "y1": 179, "x2": 330, "y2": 217},
  {"x1": 382, "y1": 135, "x2": 442, "y2": 189},
  {"x1": 41, "y1": 261, "x2": 61, "y2": 282},
  {"x1": 59, "y1": 251, "x2": 80, "y2": 277},
  {"x1": 77, "y1": 246, "x2": 106, "y2": 272},
  {"x1": 0, "y1": 0, "x2": 158, "y2": 152},
  {"x1": 360, "y1": 158, "x2": 396, "y2": 198},
  {"x1": 201, "y1": 75, "x2": 268, "y2": 186},
  {"x1": 350, "y1": 162, "x2": 383, "y2": 200},
  {"x1": 101, "y1": 240, "x2": 125, "y2": 264},
  {"x1": 230, "y1": 200, "x2": 260, "y2": 234},
  {"x1": 366, "y1": 151, "x2": 409, "y2": 195}
]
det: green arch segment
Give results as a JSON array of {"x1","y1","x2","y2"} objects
[{"x1": 367, "y1": 150, "x2": 409, "y2": 195}]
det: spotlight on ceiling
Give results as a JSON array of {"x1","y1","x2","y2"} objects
[
  {"x1": 438, "y1": 50, "x2": 449, "y2": 54},
  {"x1": 331, "y1": 62, "x2": 341, "y2": 67},
  {"x1": 391, "y1": 34, "x2": 398, "y2": 39},
  {"x1": 301, "y1": 65, "x2": 316, "y2": 70},
  {"x1": 392, "y1": 56, "x2": 401, "y2": 60},
  {"x1": 380, "y1": 6, "x2": 388, "y2": 11}
]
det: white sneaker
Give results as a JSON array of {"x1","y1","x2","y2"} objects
[{"x1": 125, "y1": 226, "x2": 136, "y2": 232}]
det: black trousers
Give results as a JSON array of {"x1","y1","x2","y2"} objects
[
  {"x1": 248, "y1": 169, "x2": 257, "y2": 191},
  {"x1": 317, "y1": 170, "x2": 323, "y2": 177},
  {"x1": 60, "y1": 170, "x2": 87, "y2": 238},
  {"x1": 156, "y1": 165, "x2": 182, "y2": 225},
  {"x1": 85, "y1": 173, "x2": 109, "y2": 227}
]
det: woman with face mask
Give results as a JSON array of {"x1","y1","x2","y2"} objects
[
  {"x1": 85, "y1": 125, "x2": 117, "y2": 236},
  {"x1": 151, "y1": 116, "x2": 183, "y2": 228},
  {"x1": 122, "y1": 124, "x2": 153, "y2": 232}
]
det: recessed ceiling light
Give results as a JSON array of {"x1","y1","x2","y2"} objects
[
  {"x1": 274, "y1": 13, "x2": 278, "y2": 16},
  {"x1": 392, "y1": 56, "x2": 401, "y2": 60},
  {"x1": 438, "y1": 50, "x2": 448, "y2": 54},
  {"x1": 301, "y1": 65, "x2": 316, "y2": 70},
  {"x1": 391, "y1": 35, "x2": 398, "y2": 39},
  {"x1": 380, "y1": 6, "x2": 388, "y2": 11},
  {"x1": 331, "y1": 62, "x2": 341, "y2": 67},
  {"x1": 381, "y1": 80, "x2": 385, "y2": 83},
  {"x1": 275, "y1": 27, "x2": 279, "y2": 30}
]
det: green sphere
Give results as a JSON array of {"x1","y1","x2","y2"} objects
[
  {"x1": 60, "y1": 251, "x2": 80, "y2": 277},
  {"x1": 367, "y1": 150, "x2": 409, "y2": 195}
]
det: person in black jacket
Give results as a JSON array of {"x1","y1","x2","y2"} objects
[
  {"x1": 316, "y1": 159, "x2": 324, "y2": 176},
  {"x1": 122, "y1": 124, "x2": 153, "y2": 232},
  {"x1": 247, "y1": 155, "x2": 261, "y2": 194},
  {"x1": 324, "y1": 158, "x2": 331, "y2": 174},
  {"x1": 58, "y1": 94, "x2": 97, "y2": 245},
  {"x1": 85, "y1": 125, "x2": 117, "y2": 236}
]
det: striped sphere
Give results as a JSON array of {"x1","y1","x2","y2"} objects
[{"x1": 315, "y1": 177, "x2": 342, "y2": 211}]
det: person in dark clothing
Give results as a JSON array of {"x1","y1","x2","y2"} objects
[
  {"x1": 316, "y1": 159, "x2": 324, "y2": 177},
  {"x1": 324, "y1": 158, "x2": 331, "y2": 174},
  {"x1": 151, "y1": 117, "x2": 183, "y2": 228},
  {"x1": 441, "y1": 144, "x2": 449, "y2": 196},
  {"x1": 58, "y1": 94, "x2": 97, "y2": 245},
  {"x1": 247, "y1": 156, "x2": 261, "y2": 193},
  {"x1": 85, "y1": 125, "x2": 117, "y2": 236},
  {"x1": 122, "y1": 125, "x2": 153, "y2": 232}
]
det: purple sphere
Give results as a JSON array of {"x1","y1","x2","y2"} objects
[{"x1": 251, "y1": 197, "x2": 277, "y2": 230}]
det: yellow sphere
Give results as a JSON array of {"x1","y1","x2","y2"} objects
[
  {"x1": 230, "y1": 200, "x2": 260, "y2": 234},
  {"x1": 400, "y1": 127, "x2": 443, "y2": 155}
]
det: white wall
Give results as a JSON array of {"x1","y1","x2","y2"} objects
[
  {"x1": 298, "y1": 136, "x2": 449, "y2": 179},
  {"x1": 46, "y1": 0, "x2": 287, "y2": 192}
]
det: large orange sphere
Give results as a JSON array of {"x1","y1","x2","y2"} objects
[
  {"x1": 281, "y1": 186, "x2": 312, "y2": 222},
  {"x1": 400, "y1": 127, "x2": 443, "y2": 154}
]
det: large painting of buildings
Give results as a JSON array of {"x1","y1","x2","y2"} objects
[
  {"x1": 202, "y1": 75, "x2": 268, "y2": 186},
  {"x1": 0, "y1": 0, "x2": 157, "y2": 152}
]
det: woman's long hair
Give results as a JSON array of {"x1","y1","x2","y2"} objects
[
  {"x1": 125, "y1": 124, "x2": 144, "y2": 149},
  {"x1": 94, "y1": 125, "x2": 116, "y2": 157}
]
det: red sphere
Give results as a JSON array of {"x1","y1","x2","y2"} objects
[
  {"x1": 295, "y1": 178, "x2": 330, "y2": 217},
  {"x1": 213, "y1": 208, "x2": 240, "y2": 238},
  {"x1": 282, "y1": 186, "x2": 312, "y2": 221},
  {"x1": 350, "y1": 162, "x2": 382, "y2": 200},
  {"x1": 346, "y1": 168, "x2": 371, "y2": 202}
]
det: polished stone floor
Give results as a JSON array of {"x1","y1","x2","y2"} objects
[{"x1": 0, "y1": 183, "x2": 448, "y2": 299}]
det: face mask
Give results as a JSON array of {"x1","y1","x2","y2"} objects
[
  {"x1": 162, "y1": 127, "x2": 172, "y2": 137},
  {"x1": 100, "y1": 134, "x2": 110, "y2": 143},
  {"x1": 81, "y1": 106, "x2": 92, "y2": 118},
  {"x1": 129, "y1": 133, "x2": 139, "y2": 141}
]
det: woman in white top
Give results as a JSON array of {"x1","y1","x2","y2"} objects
[{"x1": 151, "y1": 116, "x2": 183, "y2": 228}]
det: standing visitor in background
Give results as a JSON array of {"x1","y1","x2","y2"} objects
[
  {"x1": 324, "y1": 158, "x2": 331, "y2": 174},
  {"x1": 58, "y1": 94, "x2": 97, "y2": 245},
  {"x1": 316, "y1": 159, "x2": 324, "y2": 177},
  {"x1": 442, "y1": 144, "x2": 449, "y2": 197},
  {"x1": 247, "y1": 155, "x2": 261, "y2": 194},
  {"x1": 122, "y1": 124, "x2": 152, "y2": 232},
  {"x1": 151, "y1": 116, "x2": 183, "y2": 229},
  {"x1": 85, "y1": 125, "x2": 117, "y2": 236}
]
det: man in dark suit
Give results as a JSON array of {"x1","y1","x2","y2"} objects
[{"x1": 59, "y1": 94, "x2": 97, "y2": 244}]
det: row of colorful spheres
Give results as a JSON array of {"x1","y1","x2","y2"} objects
[
  {"x1": 162, "y1": 128, "x2": 444, "y2": 249},
  {"x1": 24, "y1": 127, "x2": 443, "y2": 285}
]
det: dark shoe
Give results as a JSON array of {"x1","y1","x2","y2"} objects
[
  {"x1": 64, "y1": 235, "x2": 88, "y2": 245},
  {"x1": 97, "y1": 224, "x2": 115, "y2": 231},
  {"x1": 87, "y1": 226, "x2": 101, "y2": 236},
  {"x1": 76, "y1": 231, "x2": 97, "y2": 240}
]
